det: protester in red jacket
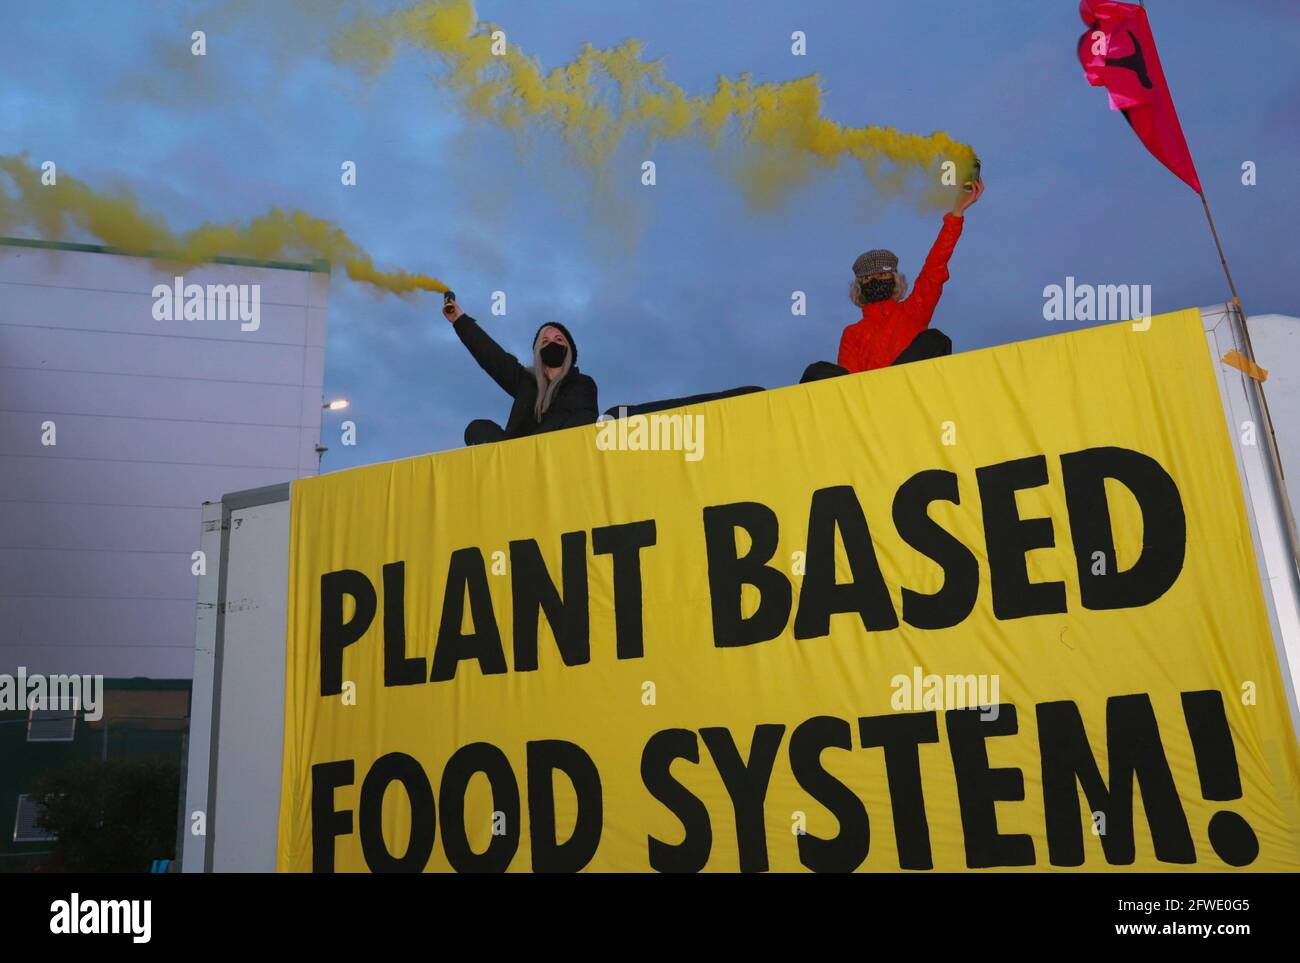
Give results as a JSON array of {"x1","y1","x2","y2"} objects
[{"x1": 835, "y1": 178, "x2": 984, "y2": 373}]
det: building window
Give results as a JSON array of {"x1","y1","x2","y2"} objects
[
  {"x1": 26, "y1": 707, "x2": 77, "y2": 742},
  {"x1": 13, "y1": 794, "x2": 56, "y2": 843}
]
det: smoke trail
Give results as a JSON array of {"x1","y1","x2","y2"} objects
[
  {"x1": 332, "y1": 0, "x2": 978, "y2": 208},
  {"x1": 0, "y1": 154, "x2": 448, "y2": 295}
]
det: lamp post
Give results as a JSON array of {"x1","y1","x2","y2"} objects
[{"x1": 318, "y1": 399, "x2": 349, "y2": 471}]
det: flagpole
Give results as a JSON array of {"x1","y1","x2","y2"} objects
[
  {"x1": 1143, "y1": 0, "x2": 1300, "y2": 569},
  {"x1": 1196, "y1": 184, "x2": 1275, "y2": 459},
  {"x1": 1201, "y1": 183, "x2": 1300, "y2": 552},
  {"x1": 1197, "y1": 186, "x2": 1243, "y2": 329},
  {"x1": 1202, "y1": 161, "x2": 1300, "y2": 584}
]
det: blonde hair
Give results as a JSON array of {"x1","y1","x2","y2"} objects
[
  {"x1": 531, "y1": 325, "x2": 572, "y2": 421},
  {"x1": 849, "y1": 271, "x2": 909, "y2": 307}
]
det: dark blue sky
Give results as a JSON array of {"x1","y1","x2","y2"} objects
[{"x1": 4, "y1": 0, "x2": 1298, "y2": 467}]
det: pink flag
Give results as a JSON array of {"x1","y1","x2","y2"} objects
[{"x1": 1077, "y1": 0, "x2": 1202, "y2": 192}]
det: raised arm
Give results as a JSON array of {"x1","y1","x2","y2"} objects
[
  {"x1": 903, "y1": 177, "x2": 983, "y2": 322},
  {"x1": 904, "y1": 216, "x2": 964, "y2": 318},
  {"x1": 443, "y1": 299, "x2": 529, "y2": 396}
]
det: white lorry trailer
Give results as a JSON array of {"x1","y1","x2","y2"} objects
[{"x1": 178, "y1": 304, "x2": 1300, "y2": 872}]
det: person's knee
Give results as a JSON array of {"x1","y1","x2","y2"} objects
[
  {"x1": 800, "y1": 361, "x2": 849, "y2": 384},
  {"x1": 894, "y1": 328, "x2": 952, "y2": 365},
  {"x1": 464, "y1": 419, "x2": 503, "y2": 446},
  {"x1": 915, "y1": 328, "x2": 952, "y2": 355}
]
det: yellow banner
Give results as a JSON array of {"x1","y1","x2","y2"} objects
[{"x1": 278, "y1": 309, "x2": 1300, "y2": 871}]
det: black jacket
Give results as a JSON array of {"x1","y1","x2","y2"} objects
[{"x1": 453, "y1": 315, "x2": 599, "y2": 438}]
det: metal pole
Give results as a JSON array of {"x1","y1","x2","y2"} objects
[
  {"x1": 1143, "y1": 0, "x2": 1298, "y2": 570},
  {"x1": 1198, "y1": 186, "x2": 1300, "y2": 569},
  {"x1": 1199, "y1": 191, "x2": 1239, "y2": 299},
  {"x1": 1199, "y1": 187, "x2": 1252, "y2": 351}
]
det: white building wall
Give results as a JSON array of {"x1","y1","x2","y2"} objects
[{"x1": 0, "y1": 239, "x2": 328, "y2": 678}]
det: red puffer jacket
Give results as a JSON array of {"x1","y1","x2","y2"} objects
[{"x1": 837, "y1": 213, "x2": 964, "y2": 372}]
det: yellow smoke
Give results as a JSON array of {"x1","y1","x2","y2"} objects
[
  {"x1": 0, "y1": 154, "x2": 448, "y2": 295},
  {"x1": 333, "y1": 0, "x2": 978, "y2": 207},
  {"x1": 1, "y1": 5, "x2": 975, "y2": 290}
]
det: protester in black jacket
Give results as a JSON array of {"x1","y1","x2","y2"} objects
[{"x1": 443, "y1": 298, "x2": 598, "y2": 445}]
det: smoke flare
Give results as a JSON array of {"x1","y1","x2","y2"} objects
[
  {"x1": 0, "y1": 154, "x2": 448, "y2": 295},
  {"x1": 333, "y1": 0, "x2": 978, "y2": 207}
]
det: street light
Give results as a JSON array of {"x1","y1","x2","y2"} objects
[{"x1": 318, "y1": 399, "x2": 348, "y2": 472}]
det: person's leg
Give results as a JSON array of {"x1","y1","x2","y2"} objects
[
  {"x1": 464, "y1": 419, "x2": 508, "y2": 446},
  {"x1": 892, "y1": 328, "x2": 952, "y2": 366},
  {"x1": 799, "y1": 361, "x2": 850, "y2": 384}
]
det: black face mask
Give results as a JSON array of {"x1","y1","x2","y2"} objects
[
  {"x1": 539, "y1": 342, "x2": 568, "y2": 368},
  {"x1": 860, "y1": 277, "x2": 895, "y2": 304}
]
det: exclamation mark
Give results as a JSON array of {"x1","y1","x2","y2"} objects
[{"x1": 1181, "y1": 689, "x2": 1259, "y2": 866}]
